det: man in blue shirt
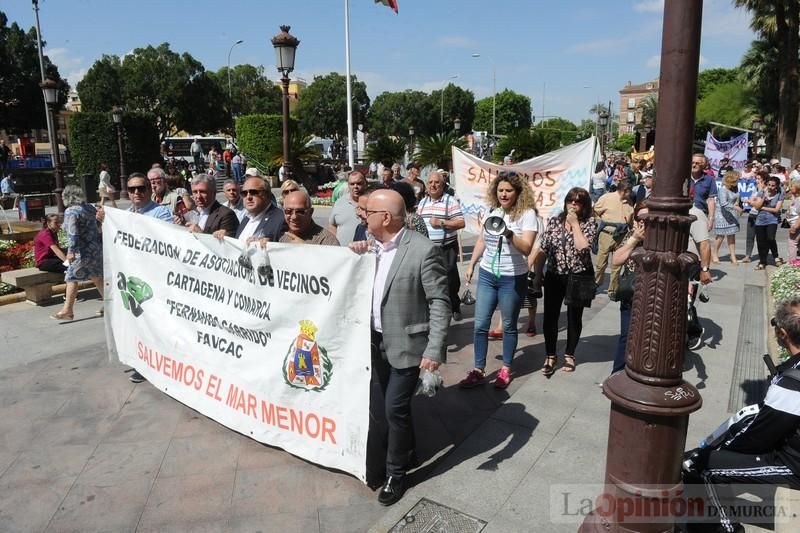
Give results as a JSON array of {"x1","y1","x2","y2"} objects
[
  {"x1": 689, "y1": 154, "x2": 717, "y2": 285},
  {"x1": 126, "y1": 173, "x2": 173, "y2": 221}
]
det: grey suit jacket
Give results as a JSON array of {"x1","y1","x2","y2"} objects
[{"x1": 378, "y1": 229, "x2": 451, "y2": 369}]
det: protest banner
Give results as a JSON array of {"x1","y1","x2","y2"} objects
[
  {"x1": 452, "y1": 137, "x2": 598, "y2": 234},
  {"x1": 102, "y1": 209, "x2": 374, "y2": 481},
  {"x1": 704, "y1": 131, "x2": 749, "y2": 173}
]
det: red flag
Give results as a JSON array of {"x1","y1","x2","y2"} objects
[{"x1": 375, "y1": 0, "x2": 398, "y2": 13}]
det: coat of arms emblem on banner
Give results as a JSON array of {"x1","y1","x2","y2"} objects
[{"x1": 283, "y1": 320, "x2": 333, "y2": 391}]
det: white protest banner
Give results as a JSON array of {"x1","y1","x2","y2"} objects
[
  {"x1": 102, "y1": 208, "x2": 374, "y2": 481},
  {"x1": 704, "y1": 131, "x2": 749, "y2": 173},
  {"x1": 452, "y1": 137, "x2": 597, "y2": 234}
]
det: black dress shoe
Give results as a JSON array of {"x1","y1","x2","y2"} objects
[{"x1": 378, "y1": 476, "x2": 406, "y2": 506}]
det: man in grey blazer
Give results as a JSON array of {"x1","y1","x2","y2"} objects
[{"x1": 350, "y1": 189, "x2": 451, "y2": 505}]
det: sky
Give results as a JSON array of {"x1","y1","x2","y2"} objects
[{"x1": 6, "y1": 0, "x2": 755, "y2": 125}]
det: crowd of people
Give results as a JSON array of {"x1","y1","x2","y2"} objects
[{"x1": 26, "y1": 150, "x2": 800, "y2": 518}]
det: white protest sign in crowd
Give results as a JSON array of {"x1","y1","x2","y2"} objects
[
  {"x1": 704, "y1": 131, "x2": 749, "y2": 173},
  {"x1": 103, "y1": 208, "x2": 374, "y2": 480},
  {"x1": 452, "y1": 137, "x2": 599, "y2": 234}
]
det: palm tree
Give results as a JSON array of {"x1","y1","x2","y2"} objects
[
  {"x1": 365, "y1": 137, "x2": 406, "y2": 167},
  {"x1": 268, "y1": 132, "x2": 321, "y2": 192},
  {"x1": 414, "y1": 132, "x2": 467, "y2": 170}
]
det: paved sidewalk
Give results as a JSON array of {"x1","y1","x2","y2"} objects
[{"x1": 0, "y1": 219, "x2": 780, "y2": 532}]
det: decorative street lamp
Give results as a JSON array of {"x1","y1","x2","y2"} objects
[
  {"x1": 112, "y1": 105, "x2": 127, "y2": 199},
  {"x1": 227, "y1": 39, "x2": 244, "y2": 127},
  {"x1": 408, "y1": 126, "x2": 415, "y2": 157},
  {"x1": 271, "y1": 25, "x2": 300, "y2": 182},
  {"x1": 39, "y1": 78, "x2": 64, "y2": 213},
  {"x1": 453, "y1": 117, "x2": 462, "y2": 133},
  {"x1": 598, "y1": 110, "x2": 609, "y2": 155}
]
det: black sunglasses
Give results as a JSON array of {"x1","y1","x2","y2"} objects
[
  {"x1": 772, "y1": 317, "x2": 779, "y2": 328},
  {"x1": 241, "y1": 189, "x2": 265, "y2": 197},
  {"x1": 128, "y1": 185, "x2": 148, "y2": 193},
  {"x1": 284, "y1": 208, "x2": 310, "y2": 216}
]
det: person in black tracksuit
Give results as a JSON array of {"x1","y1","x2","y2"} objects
[{"x1": 685, "y1": 296, "x2": 800, "y2": 532}]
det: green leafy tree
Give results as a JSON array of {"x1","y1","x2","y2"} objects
[
  {"x1": 428, "y1": 84, "x2": 475, "y2": 133},
  {"x1": 695, "y1": 82, "x2": 755, "y2": 138},
  {"x1": 365, "y1": 137, "x2": 406, "y2": 167},
  {"x1": 474, "y1": 89, "x2": 531, "y2": 135},
  {"x1": 212, "y1": 64, "x2": 282, "y2": 128},
  {"x1": 366, "y1": 90, "x2": 435, "y2": 139},
  {"x1": 414, "y1": 132, "x2": 467, "y2": 170},
  {"x1": 637, "y1": 95, "x2": 658, "y2": 129},
  {"x1": 0, "y1": 11, "x2": 68, "y2": 133},
  {"x1": 589, "y1": 102, "x2": 609, "y2": 116},
  {"x1": 494, "y1": 129, "x2": 559, "y2": 162},
  {"x1": 576, "y1": 119, "x2": 597, "y2": 141},
  {"x1": 740, "y1": 38, "x2": 780, "y2": 153},
  {"x1": 697, "y1": 67, "x2": 741, "y2": 100},
  {"x1": 294, "y1": 72, "x2": 370, "y2": 139},
  {"x1": 176, "y1": 72, "x2": 228, "y2": 135},
  {"x1": 235, "y1": 114, "x2": 291, "y2": 174},
  {"x1": 611, "y1": 133, "x2": 637, "y2": 153},
  {"x1": 534, "y1": 118, "x2": 578, "y2": 147}
]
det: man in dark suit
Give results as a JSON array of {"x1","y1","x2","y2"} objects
[
  {"x1": 349, "y1": 189, "x2": 451, "y2": 505},
  {"x1": 184, "y1": 174, "x2": 238, "y2": 237},
  {"x1": 232, "y1": 175, "x2": 287, "y2": 243}
]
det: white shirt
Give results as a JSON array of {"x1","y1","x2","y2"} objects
[
  {"x1": 238, "y1": 207, "x2": 268, "y2": 241},
  {"x1": 371, "y1": 229, "x2": 404, "y2": 333},
  {"x1": 226, "y1": 200, "x2": 247, "y2": 222},
  {"x1": 479, "y1": 208, "x2": 540, "y2": 277},
  {"x1": 197, "y1": 206, "x2": 211, "y2": 231}
]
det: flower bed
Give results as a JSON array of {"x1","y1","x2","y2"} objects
[
  {"x1": 0, "y1": 239, "x2": 35, "y2": 296},
  {"x1": 769, "y1": 262, "x2": 800, "y2": 359}
]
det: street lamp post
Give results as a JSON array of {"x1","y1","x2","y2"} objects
[
  {"x1": 271, "y1": 26, "x2": 300, "y2": 182},
  {"x1": 227, "y1": 39, "x2": 244, "y2": 127},
  {"x1": 471, "y1": 53, "x2": 496, "y2": 137},
  {"x1": 580, "y1": 2, "x2": 704, "y2": 531},
  {"x1": 598, "y1": 111, "x2": 609, "y2": 156},
  {"x1": 408, "y1": 126, "x2": 415, "y2": 158},
  {"x1": 39, "y1": 79, "x2": 64, "y2": 213},
  {"x1": 453, "y1": 117, "x2": 461, "y2": 134},
  {"x1": 112, "y1": 106, "x2": 127, "y2": 199}
]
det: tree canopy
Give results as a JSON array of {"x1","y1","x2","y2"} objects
[
  {"x1": 429, "y1": 83, "x2": 475, "y2": 134},
  {"x1": 0, "y1": 11, "x2": 68, "y2": 134},
  {"x1": 366, "y1": 90, "x2": 435, "y2": 139},
  {"x1": 293, "y1": 72, "x2": 370, "y2": 139},
  {"x1": 474, "y1": 89, "x2": 531, "y2": 135},
  {"x1": 211, "y1": 64, "x2": 282, "y2": 124}
]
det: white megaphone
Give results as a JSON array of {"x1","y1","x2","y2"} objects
[{"x1": 483, "y1": 215, "x2": 507, "y2": 237}]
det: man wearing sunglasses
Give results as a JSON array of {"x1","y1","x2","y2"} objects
[
  {"x1": 684, "y1": 297, "x2": 800, "y2": 532},
  {"x1": 226, "y1": 176, "x2": 287, "y2": 243},
  {"x1": 124, "y1": 173, "x2": 172, "y2": 222},
  {"x1": 279, "y1": 191, "x2": 339, "y2": 246}
]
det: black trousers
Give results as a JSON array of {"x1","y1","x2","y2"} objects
[
  {"x1": 37, "y1": 257, "x2": 66, "y2": 274},
  {"x1": 754, "y1": 223, "x2": 779, "y2": 265},
  {"x1": 441, "y1": 242, "x2": 461, "y2": 313},
  {"x1": 366, "y1": 331, "x2": 420, "y2": 480},
  {"x1": 684, "y1": 448, "x2": 800, "y2": 532},
  {"x1": 542, "y1": 271, "x2": 585, "y2": 356}
]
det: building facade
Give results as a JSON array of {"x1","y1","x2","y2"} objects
[{"x1": 618, "y1": 79, "x2": 659, "y2": 136}]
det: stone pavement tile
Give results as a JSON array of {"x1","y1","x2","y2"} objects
[
  {"x1": 318, "y1": 501, "x2": 386, "y2": 533},
  {"x1": 0, "y1": 451, "x2": 18, "y2": 477},
  {"x1": 235, "y1": 438, "x2": 311, "y2": 471},
  {"x1": 312, "y1": 472, "x2": 374, "y2": 509},
  {"x1": 0, "y1": 443, "x2": 95, "y2": 485},
  {"x1": 45, "y1": 476, "x2": 153, "y2": 533},
  {"x1": 103, "y1": 401, "x2": 183, "y2": 444},
  {"x1": 231, "y1": 464, "x2": 319, "y2": 517},
  {"x1": 138, "y1": 518, "x2": 232, "y2": 533},
  {"x1": 0, "y1": 390, "x2": 72, "y2": 419},
  {"x1": 29, "y1": 414, "x2": 116, "y2": 450},
  {"x1": 0, "y1": 477, "x2": 74, "y2": 533},
  {"x1": 56, "y1": 384, "x2": 134, "y2": 418},
  {"x1": 430, "y1": 386, "x2": 504, "y2": 445},
  {"x1": 28, "y1": 360, "x2": 115, "y2": 394},
  {"x1": 76, "y1": 440, "x2": 170, "y2": 485},
  {"x1": 229, "y1": 512, "x2": 319, "y2": 533},
  {"x1": 173, "y1": 410, "x2": 236, "y2": 438},
  {"x1": 138, "y1": 470, "x2": 236, "y2": 529},
  {"x1": 158, "y1": 431, "x2": 243, "y2": 478},
  {"x1": 0, "y1": 416, "x2": 43, "y2": 453}
]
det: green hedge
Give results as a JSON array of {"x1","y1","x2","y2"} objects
[
  {"x1": 68, "y1": 111, "x2": 160, "y2": 188},
  {"x1": 236, "y1": 114, "x2": 296, "y2": 175}
]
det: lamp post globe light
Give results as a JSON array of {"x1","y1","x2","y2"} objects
[
  {"x1": 39, "y1": 78, "x2": 65, "y2": 213},
  {"x1": 453, "y1": 117, "x2": 461, "y2": 133},
  {"x1": 408, "y1": 126, "x2": 415, "y2": 158},
  {"x1": 598, "y1": 110, "x2": 609, "y2": 155},
  {"x1": 271, "y1": 25, "x2": 300, "y2": 181},
  {"x1": 112, "y1": 105, "x2": 128, "y2": 199}
]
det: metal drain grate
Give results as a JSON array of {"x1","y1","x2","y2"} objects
[
  {"x1": 728, "y1": 284, "x2": 768, "y2": 411},
  {"x1": 389, "y1": 498, "x2": 487, "y2": 533}
]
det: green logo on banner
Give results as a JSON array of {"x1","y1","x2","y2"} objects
[{"x1": 117, "y1": 272, "x2": 153, "y2": 317}]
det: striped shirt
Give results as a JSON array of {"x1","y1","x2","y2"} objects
[{"x1": 416, "y1": 194, "x2": 463, "y2": 246}]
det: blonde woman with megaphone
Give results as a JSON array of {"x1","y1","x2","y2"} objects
[{"x1": 459, "y1": 173, "x2": 538, "y2": 390}]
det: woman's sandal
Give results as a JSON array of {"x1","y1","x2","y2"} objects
[
  {"x1": 562, "y1": 355, "x2": 577, "y2": 373},
  {"x1": 51, "y1": 311, "x2": 74, "y2": 321},
  {"x1": 776, "y1": 258, "x2": 785, "y2": 267},
  {"x1": 755, "y1": 264, "x2": 766, "y2": 271},
  {"x1": 541, "y1": 356, "x2": 557, "y2": 377}
]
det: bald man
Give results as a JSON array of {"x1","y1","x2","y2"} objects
[
  {"x1": 350, "y1": 189, "x2": 450, "y2": 505},
  {"x1": 279, "y1": 191, "x2": 339, "y2": 245}
]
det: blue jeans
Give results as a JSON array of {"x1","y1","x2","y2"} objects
[
  {"x1": 473, "y1": 268, "x2": 527, "y2": 368},
  {"x1": 613, "y1": 300, "x2": 632, "y2": 374}
]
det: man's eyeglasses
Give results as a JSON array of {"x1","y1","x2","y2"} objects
[
  {"x1": 242, "y1": 189, "x2": 265, "y2": 197},
  {"x1": 365, "y1": 209, "x2": 389, "y2": 217},
  {"x1": 128, "y1": 185, "x2": 148, "y2": 193},
  {"x1": 284, "y1": 208, "x2": 310, "y2": 216}
]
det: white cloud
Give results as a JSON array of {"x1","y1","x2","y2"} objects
[
  {"x1": 435, "y1": 36, "x2": 479, "y2": 49},
  {"x1": 567, "y1": 38, "x2": 630, "y2": 55},
  {"x1": 646, "y1": 55, "x2": 660, "y2": 69},
  {"x1": 65, "y1": 68, "x2": 88, "y2": 86},
  {"x1": 633, "y1": 0, "x2": 664, "y2": 13}
]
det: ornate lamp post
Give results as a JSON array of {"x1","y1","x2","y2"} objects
[
  {"x1": 39, "y1": 79, "x2": 64, "y2": 213},
  {"x1": 580, "y1": 2, "x2": 704, "y2": 531},
  {"x1": 408, "y1": 126, "x2": 415, "y2": 158},
  {"x1": 112, "y1": 106, "x2": 127, "y2": 199},
  {"x1": 453, "y1": 117, "x2": 462, "y2": 134},
  {"x1": 598, "y1": 110, "x2": 609, "y2": 155},
  {"x1": 271, "y1": 26, "x2": 300, "y2": 182}
]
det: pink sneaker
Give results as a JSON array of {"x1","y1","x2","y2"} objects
[
  {"x1": 494, "y1": 367, "x2": 512, "y2": 389},
  {"x1": 459, "y1": 369, "x2": 485, "y2": 389}
]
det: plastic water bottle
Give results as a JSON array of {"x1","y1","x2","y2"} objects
[{"x1": 415, "y1": 369, "x2": 443, "y2": 397}]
